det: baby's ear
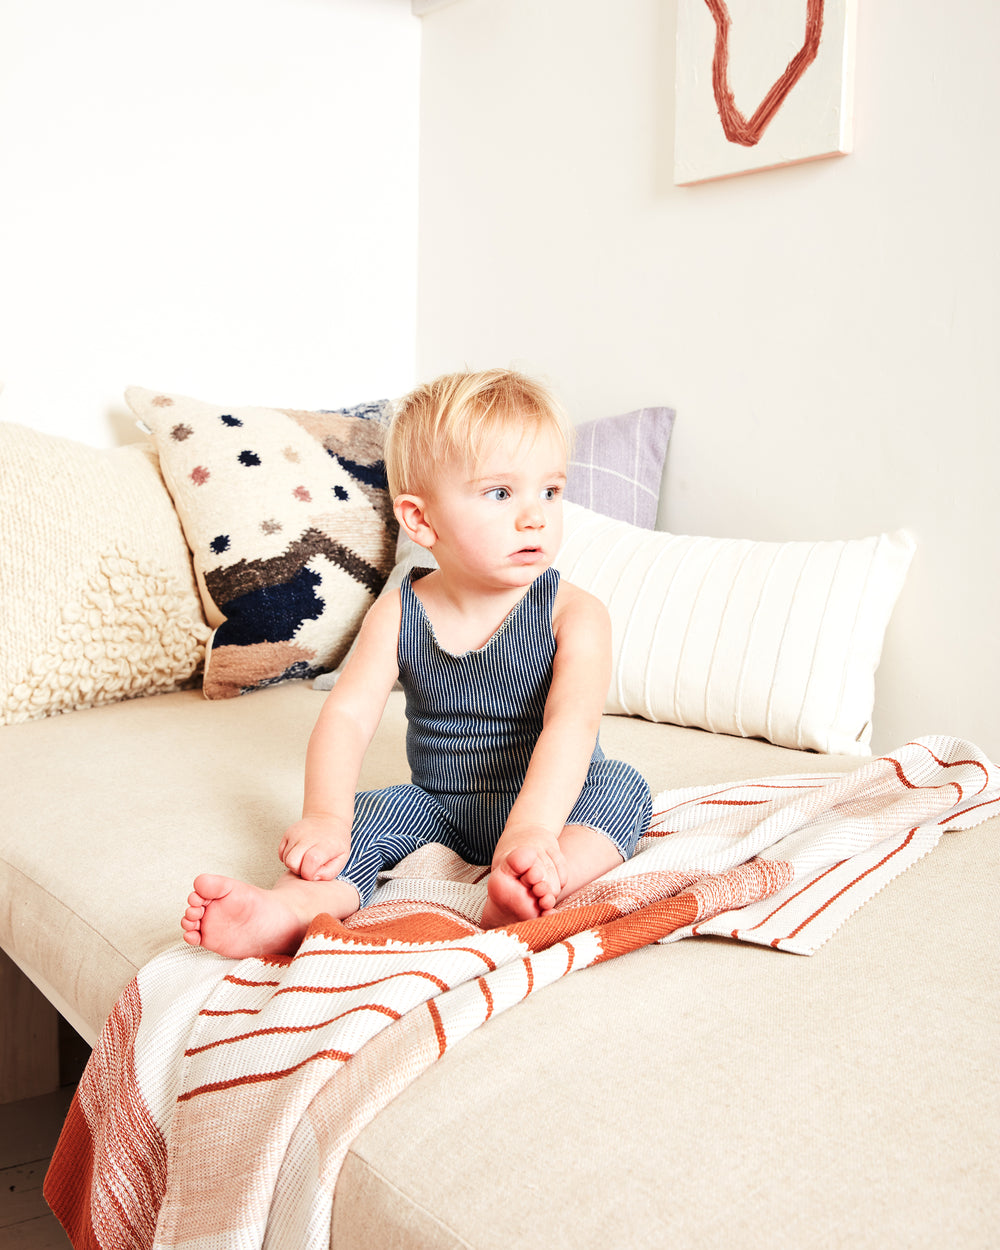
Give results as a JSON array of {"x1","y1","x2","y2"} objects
[{"x1": 394, "y1": 494, "x2": 437, "y2": 549}]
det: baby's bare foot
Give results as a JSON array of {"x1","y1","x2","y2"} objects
[
  {"x1": 181, "y1": 872, "x2": 358, "y2": 959},
  {"x1": 181, "y1": 874, "x2": 306, "y2": 958},
  {"x1": 481, "y1": 847, "x2": 558, "y2": 929}
]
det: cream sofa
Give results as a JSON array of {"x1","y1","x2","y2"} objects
[{"x1": 2, "y1": 398, "x2": 998, "y2": 1248}]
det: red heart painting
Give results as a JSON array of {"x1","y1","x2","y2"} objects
[{"x1": 704, "y1": 0, "x2": 826, "y2": 147}]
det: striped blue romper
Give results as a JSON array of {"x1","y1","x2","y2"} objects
[{"x1": 338, "y1": 566, "x2": 652, "y2": 907}]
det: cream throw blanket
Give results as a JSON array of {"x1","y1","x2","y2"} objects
[{"x1": 45, "y1": 736, "x2": 999, "y2": 1250}]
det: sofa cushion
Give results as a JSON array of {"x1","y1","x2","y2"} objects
[
  {"x1": 565, "y1": 405, "x2": 674, "y2": 528},
  {"x1": 0, "y1": 684, "x2": 861, "y2": 1042},
  {"x1": 558, "y1": 503, "x2": 915, "y2": 755},
  {"x1": 5, "y1": 681, "x2": 996, "y2": 1248},
  {"x1": 0, "y1": 422, "x2": 209, "y2": 725},
  {"x1": 125, "y1": 387, "x2": 398, "y2": 699}
]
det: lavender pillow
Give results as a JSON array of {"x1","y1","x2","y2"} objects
[{"x1": 565, "y1": 406, "x2": 674, "y2": 529}]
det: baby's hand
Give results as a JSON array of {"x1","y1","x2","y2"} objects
[{"x1": 279, "y1": 814, "x2": 351, "y2": 882}]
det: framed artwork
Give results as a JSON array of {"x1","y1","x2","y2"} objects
[{"x1": 674, "y1": 0, "x2": 859, "y2": 185}]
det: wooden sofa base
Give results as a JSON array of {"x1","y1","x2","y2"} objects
[
  {"x1": 0, "y1": 951, "x2": 60, "y2": 1103},
  {"x1": 0, "y1": 953, "x2": 90, "y2": 1105}
]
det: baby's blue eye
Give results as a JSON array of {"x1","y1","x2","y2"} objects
[
  {"x1": 485, "y1": 487, "x2": 510, "y2": 501},
  {"x1": 541, "y1": 486, "x2": 561, "y2": 501}
]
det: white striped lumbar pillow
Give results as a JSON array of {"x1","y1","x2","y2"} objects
[{"x1": 555, "y1": 503, "x2": 915, "y2": 756}]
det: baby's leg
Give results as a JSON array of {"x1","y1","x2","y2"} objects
[
  {"x1": 182, "y1": 873, "x2": 360, "y2": 959},
  {"x1": 481, "y1": 825, "x2": 624, "y2": 928},
  {"x1": 182, "y1": 785, "x2": 446, "y2": 958}
]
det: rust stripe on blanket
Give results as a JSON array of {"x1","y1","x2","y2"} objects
[
  {"x1": 177, "y1": 1047, "x2": 354, "y2": 1102},
  {"x1": 699, "y1": 799, "x2": 774, "y2": 807},
  {"x1": 427, "y1": 999, "x2": 448, "y2": 1056},
  {"x1": 503, "y1": 894, "x2": 700, "y2": 962},
  {"x1": 689, "y1": 859, "x2": 796, "y2": 931},
  {"x1": 43, "y1": 1095, "x2": 100, "y2": 1249},
  {"x1": 185, "y1": 1003, "x2": 402, "y2": 1057},
  {"x1": 200, "y1": 968, "x2": 452, "y2": 1012},
  {"x1": 45, "y1": 979, "x2": 167, "y2": 1250},
  {"x1": 647, "y1": 781, "x2": 826, "y2": 833},
  {"x1": 938, "y1": 793, "x2": 1000, "y2": 824},
  {"x1": 276, "y1": 969, "x2": 451, "y2": 995},
  {"x1": 200, "y1": 1007, "x2": 266, "y2": 1017},
  {"x1": 734, "y1": 858, "x2": 843, "y2": 937},
  {"x1": 308, "y1": 909, "x2": 478, "y2": 945},
  {"x1": 913, "y1": 739, "x2": 992, "y2": 791},
  {"x1": 594, "y1": 895, "x2": 702, "y2": 962},
  {"x1": 888, "y1": 742, "x2": 991, "y2": 802},
  {"x1": 773, "y1": 827, "x2": 919, "y2": 947}
]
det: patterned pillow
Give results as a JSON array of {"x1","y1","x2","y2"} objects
[
  {"x1": 0, "y1": 422, "x2": 209, "y2": 725},
  {"x1": 565, "y1": 406, "x2": 674, "y2": 528},
  {"x1": 125, "y1": 387, "x2": 397, "y2": 699},
  {"x1": 556, "y1": 503, "x2": 915, "y2": 755}
]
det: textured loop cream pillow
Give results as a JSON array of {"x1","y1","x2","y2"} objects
[
  {"x1": 125, "y1": 387, "x2": 398, "y2": 699},
  {"x1": 0, "y1": 422, "x2": 209, "y2": 725},
  {"x1": 556, "y1": 503, "x2": 915, "y2": 755}
]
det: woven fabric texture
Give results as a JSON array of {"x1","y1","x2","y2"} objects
[
  {"x1": 126, "y1": 387, "x2": 397, "y2": 699},
  {"x1": 565, "y1": 405, "x2": 674, "y2": 528},
  {"x1": 0, "y1": 422, "x2": 208, "y2": 724}
]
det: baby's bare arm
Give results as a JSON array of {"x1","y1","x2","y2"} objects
[
  {"x1": 494, "y1": 584, "x2": 611, "y2": 877},
  {"x1": 280, "y1": 591, "x2": 401, "y2": 881}
]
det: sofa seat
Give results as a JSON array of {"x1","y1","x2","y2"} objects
[
  {"x1": 1, "y1": 681, "x2": 858, "y2": 1041},
  {"x1": 3, "y1": 682, "x2": 998, "y2": 1248}
]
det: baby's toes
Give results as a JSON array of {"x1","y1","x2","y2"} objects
[
  {"x1": 531, "y1": 882, "x2": 557, "y2": 910},
  {"x1": 504, "y1": 846, "x2": 538, "y2": 878},
  {"x1": 520, "y1": 858, "x2": 548, "y2": 887}
]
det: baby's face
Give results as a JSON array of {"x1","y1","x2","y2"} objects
[{"x1": 423, "y1": 424, "x2": 567, "y2": 589}]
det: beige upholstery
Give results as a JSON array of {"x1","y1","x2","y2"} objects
[
  {"x1": 2, "y1": 681, "x2": 998, "y2": 1248},
  {"x1": 0, "y1": 683, "x2": 856, "y2": 1036},
  {"x1": 339, "y1": 817, "x2": 999, "y2": 1249}
]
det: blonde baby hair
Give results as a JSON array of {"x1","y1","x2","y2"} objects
[{"x1": 385, "y1": 369, "x2": 571, "y2": 499}]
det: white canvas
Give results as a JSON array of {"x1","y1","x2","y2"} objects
[{"x1": 674, "y1": 0, "x2": 858, "y2": 185}]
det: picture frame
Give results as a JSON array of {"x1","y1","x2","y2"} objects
[{"x1": 674, "y1": 0, "x2": 859, "y2": 185}]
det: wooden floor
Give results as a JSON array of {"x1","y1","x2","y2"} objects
[{"x1": 0, "y1": 1085, "x2": 76, "y2": 1248}]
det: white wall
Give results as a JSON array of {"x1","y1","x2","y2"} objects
[
  {"x1": 416, "y1": 0, "x2": 1000, "y2": 757},
  {"x1": 3, "y1": 0, "x2": 995, "y2": 757},
  {"x1": 0, "y1": 0, "x2": 419, "y2": 446}
]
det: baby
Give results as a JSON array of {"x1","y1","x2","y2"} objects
[{"x1": 182, "y1": 369, "x2": 651, "y2": 957}]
